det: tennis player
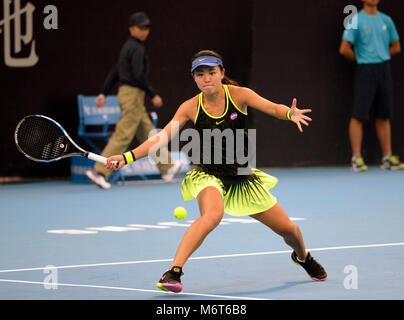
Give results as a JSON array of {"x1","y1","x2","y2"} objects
[{"x1": 105, "y1": 50, "x2": 327, "y2": 292}]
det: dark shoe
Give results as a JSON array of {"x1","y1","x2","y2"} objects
[
  {"x1": 291, "y1": 251, "x2": 327, "y2": 281},
  {"x1": 156, "y1": 266, "x2": 183, "y2": 293}
]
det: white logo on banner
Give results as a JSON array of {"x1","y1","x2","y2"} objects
[
  {"x1": 0, "y1": 0, "x2": 58, "y2": 68},
  {"x1": 343, "y1": 5, "x2": 358, "y2": 30},
  {"x1": 0, "y1": 0, "x2": 38, "y2": 67}
]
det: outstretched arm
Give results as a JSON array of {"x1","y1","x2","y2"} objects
[
  {"x1": 105, "y1": 101, "x2": 191, "y2": 169},
  {"x1": 239, "y1": 87, "x2": 312, "y2": 132}
]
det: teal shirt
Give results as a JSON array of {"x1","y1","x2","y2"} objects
[{"x1": 342, "y1": 10, "x2": 399, "y2": 64}]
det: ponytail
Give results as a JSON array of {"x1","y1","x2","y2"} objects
[{"x1": 222, "y1": 74, "x2": 239, "y2": 87}]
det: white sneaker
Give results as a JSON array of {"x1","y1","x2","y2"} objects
[
  {"x1": 161, "y1": 160, "x2": 184, "y2": 182},
  {"x1": 85, "y1": 169, "x2": 111, "y2": 189}
]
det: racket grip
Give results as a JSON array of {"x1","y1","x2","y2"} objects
[
  {"x1": 87, "y1": 152, "x2": 118, "y2": 167},
  {"x1": 87, "y1": 152, "x2": 107, "y2": 164}
]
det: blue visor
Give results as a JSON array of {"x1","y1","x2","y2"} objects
[{"x1": 191, "y1": 56, "x2": 223, "y2": 72}]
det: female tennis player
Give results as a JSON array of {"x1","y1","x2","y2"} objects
[{"x1": 105, "y1": 50, "x2": 327, "y2": 293}]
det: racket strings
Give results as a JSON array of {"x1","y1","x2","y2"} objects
[{"x1": 16, "y1": 116, "x2": 69, "y2": 161}]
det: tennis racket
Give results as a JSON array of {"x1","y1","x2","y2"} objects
[{"x1": 15, "y1": 114, "x2": 115, "y2": 165}]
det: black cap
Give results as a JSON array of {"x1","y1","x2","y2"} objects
[{"x1": 128, "y1": 12, "x2": 151, "y2": 28}]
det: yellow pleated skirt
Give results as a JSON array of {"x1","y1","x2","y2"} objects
[{"x1": 181, "y1": 168, "x2": 278, "y2": 216}]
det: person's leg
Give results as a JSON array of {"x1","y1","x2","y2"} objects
[
  {"x1": 350, "y1": 64, "x2": 376, "y2": 161},
  {"x1": 375, "y1": 62, "x2": 394, "y2": 159},
  {"x1": 94, "y1": 86, "x2": 143, "y2": 179},
  {"x1": 375, "y1": 118, "x2": 392, "y2": 158},
  {"x1": 156, "y1": 186, "x2": 224, "y2": 292},
  {"x1": 251, "y1": 202, "x2": 327, "y2": 280},
  {"x1": 170, "y1": 186, "x2": 224, "y2": 268},
  {"x1": 251, "y1": 203, "x2": 307, "y2": 260},
  {"x1": 349, "y1": 117, "x2": 364, "y2": 159}
]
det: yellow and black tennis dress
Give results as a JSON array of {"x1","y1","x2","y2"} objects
[{"x1": 181, "y1": 85, "x2": 278, "y2": 216}]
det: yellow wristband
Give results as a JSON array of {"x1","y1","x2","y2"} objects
[
  {"x1": 286, "y1": 110, "x2": 292, "y2": 121},
  {"x1": 123, "y1": 151, "x2": 135, "y2": 164}
]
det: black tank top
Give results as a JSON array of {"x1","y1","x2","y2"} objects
[{"x1": 193, "y1": 85, "x2": 253, "y2": 178}]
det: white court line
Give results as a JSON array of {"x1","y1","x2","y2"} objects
[
  {"x1": 0, "y1": 279, "x2": 265, "y2": 300},
  {"x1": 0, "y1": 242, "x2": 403, "y2": 274}
]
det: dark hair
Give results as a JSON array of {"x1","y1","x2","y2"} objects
[{"x1": 191, "y1": 50, "x2": 239, "y2": 86}]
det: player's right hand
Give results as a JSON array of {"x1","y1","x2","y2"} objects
[
  {"x1": 95, "y1": 94, "x2": 106, "y2": 107},
  {"x1": 105, "y1": 154, "x2": 125, "y2": 170}
]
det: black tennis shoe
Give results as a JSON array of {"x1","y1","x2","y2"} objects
[
  {"x1": 156, "y1": 266, "x2": 183, "y2": 293},
  {"x1": 291, "y1": 251, "x2": 327, "y2": 281}
]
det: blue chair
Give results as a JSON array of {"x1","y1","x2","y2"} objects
[{"x1": 77, "y1": 94, "x2": 158, "y2": 183}]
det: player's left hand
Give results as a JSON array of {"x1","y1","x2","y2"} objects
[
  {"x1": 152, "y1": 95, "x2": 163, "y2": 108},
  {"x1": 289, "y1": 98, "x2": 312, "y2": 132},
  {"x1": 95, "y1": 94, "x2": 106, "y2": 108}
]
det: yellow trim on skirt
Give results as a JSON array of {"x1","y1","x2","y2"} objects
[{"x1": 181, "y1": 168, "x2": 278, "y2": 216}]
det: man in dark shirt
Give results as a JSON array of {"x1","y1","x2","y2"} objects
[{"x1": 86, "y1": 12, "x2": 181, "y2": 189}]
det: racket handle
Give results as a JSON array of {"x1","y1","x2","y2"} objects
[
  {"x1": 87, "y1": 152, "x2": 118, "y2": 167},
  {"x1": 87, "y1": 152, "x2": 107, "y2": 164}
]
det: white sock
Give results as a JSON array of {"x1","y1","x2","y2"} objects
[
  {"x1": 382, "y1": 155, "x2": 392, "y2": 161},
  {"x1": 296, "y1": 255, "x2": 307, "y2": 263}
]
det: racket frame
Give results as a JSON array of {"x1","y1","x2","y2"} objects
[{"x1": 15, "y1": 114, "x2": 109, "y2": 165}]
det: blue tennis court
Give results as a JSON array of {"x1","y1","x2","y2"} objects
[{"x1": 0, "y1": 167, "x2": 403, "y2": 300}]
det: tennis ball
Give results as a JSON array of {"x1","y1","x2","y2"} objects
[{"x1": 174, "y1": 206, "x2": 187, "y2": 220}]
